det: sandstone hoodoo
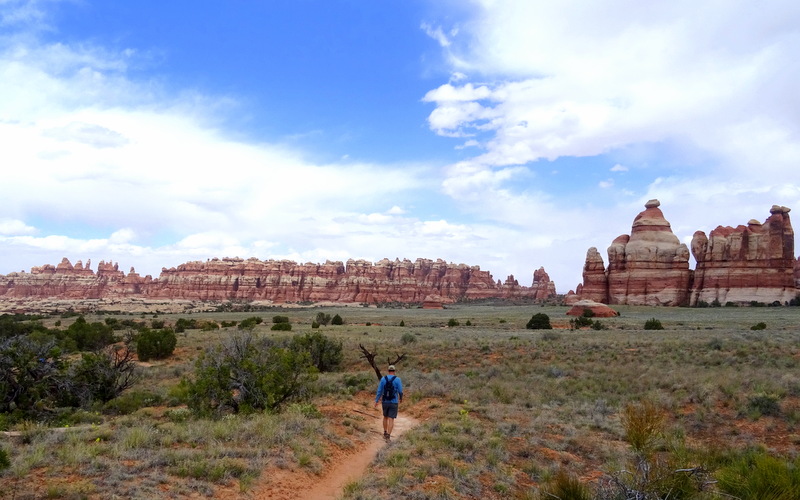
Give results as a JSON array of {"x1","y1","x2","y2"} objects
[
  {"x1": 0, "y1": 257, "x2": 557, "y2": 306},
  {"x1": 582, "y1": 199, "x2": 692, "y2": 306},
  {"x1": 691, "y1": 205, "x2": 796, "y2": 305},
  {"x1": 572, "y1": 201, "x2": 799, "y2": 306}
]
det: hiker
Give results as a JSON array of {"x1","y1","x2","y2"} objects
[{"x1": 374, "y1": 364, "x2": 403, "y2": 440}]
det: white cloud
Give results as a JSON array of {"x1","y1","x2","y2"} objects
[
  {"x1": 599, "y1": 179, "x2": 614, "y2": 189},
  {"x1": 0, "y1": 219, "x2": 36, "y2": 235},
  {"x1": 610, "y1": 164, "x2": 628, "y2": 172}
]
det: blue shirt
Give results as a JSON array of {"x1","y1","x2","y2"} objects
[{"x1": 375, "y1": 374, "x2": 403, "y2": 404}]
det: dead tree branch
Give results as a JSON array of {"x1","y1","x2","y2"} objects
[{"x1": 358, "y1": 344, "x2": 406, "y2": 380}]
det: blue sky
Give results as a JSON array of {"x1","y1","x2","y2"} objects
[{"x1": 1, "y1": 0, "x2": 798, "y2": 293}]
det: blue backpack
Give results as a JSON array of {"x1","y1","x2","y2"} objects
[{"x1": 382, "y1": 375, "x2": 396, "y2": 401}]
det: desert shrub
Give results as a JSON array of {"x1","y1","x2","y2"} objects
[
  {"x1": 331, "y1": 314, "x2": 344, "y2": 325},
  {"x1": 571, "y1": 315, "x2": 593, "y2": 328},
  {"x1": 711, "y1": 299, "x2": 722, "y2": 307},
  {"x1": 750, "y1": 322, "x2": 767, "y2": 331},
  {"x1": 186, "y1": 333, "x2": 317, "y2": 416},
  {"x1": 104, "y1": 390, "x2": 163, "y2": 415},
  {"x1": 643, "y1": 318, "x2": 664, "y2": 330},
  {"x1": 0, "y1": 445, "x2": 9, "y2": 471},
  {"x1": 270, "y1": 322, "x2": 292, "y2": 331},
  {"x1": 399, "y1": 320, "x2": 405, "y2": 327},
  {"x1": 271, "y1": 315, "x2": 289, "y2": 324},
  {"x1": 151, "y1": 319, "x2": 165, "y2": 329},
  {"x1": 622, "y1": 400, "x2": 665, "y2": 456},
  {"x1": 401, "y1": 332, "x2": 416, "y2": 345},
  {"x1": 290, "y1": 331, "x2": 342, "y2": 372},
  {"x1": 581, "y1": 308, "x2": 595, "y2": 318},
  {"x1": 447, "y1": 318, "x2": 460, "y2": 327},
  {"x1": 747, "y1": 393, "x2": 782, "y2": 417},
  {"x1": 716, "y1": 449, "x2": 800, "y2": 499},
  {"x1": 0, "y1": 335, "x2": 65, "y2": 414},
  {"x1": 526, "y1": 313, "x2": 552, "y2": 330},
  {"x1": 314, "y1": 312, "x2": 332, "y2": 326},
  {"x1": 591, "y1": 320, "x2": 607, "y2": 330},
  {"x1": 136, "y1": 328, "x2": 177, "y2": 361},
  {"x1": 311, "y1": 321, "x2": 320, "y2": 329},
  {"x1": 174, "y1": 317, "x2": 198, "y2": 333},
  {"x1": 63, "y1": 347, "x2": 138, "y2": 407},
  {"x1": 200, "y1": 321, "x2": 220, "y2": 331},
  {"x1": 65, "y1": 316, "x2": 116, "y2": 351},
  {"x1": 725, "y1": 301, "x2": 738, "y2": 307},
  {"x1": 696, "y1": 300, "x2": 709, "y2": 308},
  {"x1": 537, "y1": 468, "x2": 591, "y2": 500},
  {"x1": 239, "y1": 316, "x2": 264, "y2": 330}
]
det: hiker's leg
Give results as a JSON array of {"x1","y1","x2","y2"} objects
[
  {"x1": 386, "y1": 417, "x2": 395, "y2": 436},
  {"x1": 382, "y1": 416, "x2": 389, "y2": 433}
]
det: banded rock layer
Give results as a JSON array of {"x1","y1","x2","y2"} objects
[
  {"x1": 571, "y1": 201, "x2": 798, "y2": 306},
  {"x1": 0, "y1": 257, "x2": 556, "y2": 305}
]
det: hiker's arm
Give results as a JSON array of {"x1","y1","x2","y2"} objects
[{"x1": 374, "y1": 379, "x2": 384, "y2": 405}]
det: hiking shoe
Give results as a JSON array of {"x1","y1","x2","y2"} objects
[{"x1": 383, "y1": 432, "x2": 390, "y2": 440}]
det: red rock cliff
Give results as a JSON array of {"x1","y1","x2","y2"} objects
[
  {"x1": 691, "y1": 205, "x2": 796, "y2": 305},
  {"x1": 0, "y1": 257, "x2": 556, "y2": 305}
]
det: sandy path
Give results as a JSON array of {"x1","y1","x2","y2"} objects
[{"x1": 299, "y1": 413, "x2": 419, "y2": 500}]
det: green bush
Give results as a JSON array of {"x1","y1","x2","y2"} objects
[
  {"x1": 537, "y1": 468, "x2": 591, "y2": 500},
  {"x1": 290, "y1": 331, "x2": 342, "y2": 372},
  {"x1": 270, "y1": 322, "x2": 292, "y2": 331},
  {"x1": 399, "y1": 320, "x2": 405, "y2": 327},
  {"x1": 716, "y1": 449, "x2": 800, "y2": 499},
  {"x1": 64, "y1": 347, "x2": 139, "y2": 407},
  {"x1": 750, "y1": 322, "x2": 767, "y2": 331},
  {"x1": 0, "y1": 335, "x2": 65, "y2": 414},
  {"x1": 747, "y1": 393, "x2": 782, "y2": 417},
  {"x1": 239, "y1": 316, "x2": 264, "y2": 330},
  {"x1": 272, "y1": 315, "x2": 289, "y2": 324},
  {"x1": 526, "y1": 313, "x2": 552, "y2": 330},
  {"x1": 65, "y1": 316, "x2": 116, "y2": 351},
  {"x1": 136, "y1": 328, "x2": 177, "y2": 361},
  {"x1": 175, "y1": 317, "x2": 198, "y2": 333},
  {"x1": 401, "y1": 332, "x2": 416, "y2": 345},
  {"x1": 0, "y1": 445, "x2": 9, "y2": 471},
  {"x1": 186, "y1": 333, "x2": 317, "y2": 416},
  {"x1": 314, "y1": 312, "x2": 332, "y2": 326},
  {"x1": 644, "y1": 318, "x2": 664, "y2": 330},
  {"x1": 331, "y1": 314, "x2": 344, "y2": 325},
  {"x1": 447, "y1": 318, "x2": 459, "y2": 327}
]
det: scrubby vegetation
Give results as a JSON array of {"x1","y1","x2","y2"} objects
[{"x1": 2, "y1": 305, "x2": 800, "y2": 499}]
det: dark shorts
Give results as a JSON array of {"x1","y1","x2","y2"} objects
[{"x1": 382, "y1": 402, "x2": 398, "y2": 419}]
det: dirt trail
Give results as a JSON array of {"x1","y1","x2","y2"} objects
[
  {"x1": 300, "y1": 414, "x2": 418, "y2": 500},
  {"x1": 247, "y1": 412, "x2": 419, "y2": 500}
]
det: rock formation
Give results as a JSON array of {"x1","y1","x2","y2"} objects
[
  {"x1": 572, "y1": 201, "x2": 799, "y2": 306},
  {"x1": 0, "y1": 257, "x2": 557, "y2": 306},
  {"x1": 691, "y1": 205, "x2": 796, "y2": 305},
  {"x1": 605, "y1": 200, "x2": 692, "y2": 305},
  {"x1": 566, "y1": 299, "x2": 618, "y2": 318}
]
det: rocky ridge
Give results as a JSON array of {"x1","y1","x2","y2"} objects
[
  {"x1": 0, "y1": 257, "x2": 556, "y2": 310},
  {"x1": 569, "y1": 201, "x2": 798, "y2": 306}
]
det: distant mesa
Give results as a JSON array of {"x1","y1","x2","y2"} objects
[
  {"x1": 570, "y1": 200, "x2": 798, "y2": 306},
  {"x1": 0, "y1": 256, "x2": 557, "y2": 307}
]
